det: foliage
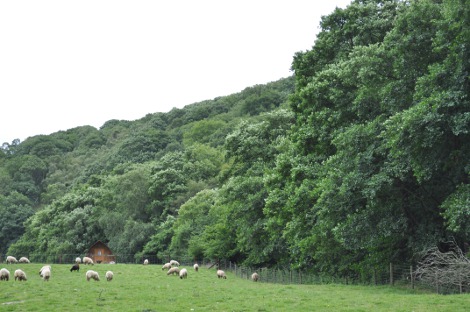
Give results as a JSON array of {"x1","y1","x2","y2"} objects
[
  {"x1": 0, "y1": 192, "x2": 34, "y2": 254},
  {"x1": 2, "y1": 0, "x2": 469, "y2": 282},
  {"x1": 268, "y1": 0, "x2": 469, "y2": 275}
]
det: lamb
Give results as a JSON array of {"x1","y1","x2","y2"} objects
[
  {"x1": 170, "y1": 260, "x2": 180, "y2": 267},
  {"x1": 143, "y1": 259, "x2": 149, "y2": 265},
  {"x1": 162, "y1": 262, "x2": 172, "y2": 270},
  {"x1": 83, "y1": 257, "x2": 94, "y2": 265},
  {"x1": 179, "y1": 268, "x2": 188, "y2": 279},
  {"x1": 6, "y1": 256, "x2": 18, "y2": 264},
  {"x1": 167, "y1": 267, "x2": 180, "y2": 276},
  {"x1": 14, "y1": 269, "x2": 27, "y2": 281},
  {"x1": 70, "y1": 263, "x2": 80, "y2": 272},
  {"x1": 86, "y1": 270, "x2": 100, "y2": 281},
  {"x1": 42, "y1": 268, "x2": 51, "y2": 281},
  {"x1": 0, "y1": 268, "x2": 10, "y2": 281},
  {"x1": 105, "y1": 271, "x2": 113, "y2": 281},
  {"x1": 39, "y1": 265, "x2": 51, "y2": 277},
  {"x1": 19, "y1": 257, "x2": 30, "y2": 263},
  {"x1": 193, "y1": 263, "x2": 199, "y2": 272},
  {"x1": 75, "y1": 257, "x2": 82, "y2": 263},
  {"x1": 217, "y1": 270, "x2": 227, "y2": 279},
  {"x1": 251, "y1": 272, "x2": 260, "y2": 282}
]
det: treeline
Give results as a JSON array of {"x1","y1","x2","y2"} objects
[{"x1": 1, "y1": 0, "x2": 469, "y2": 279}]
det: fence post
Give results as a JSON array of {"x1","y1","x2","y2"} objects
[
  {"x1": 299, "y1": 270, "x2": 302, "y2": 284},
  {"x1": 389, "y1": 263, "x2": 394, "y2": 285},
  {"x1": 410, "y1": 265, "x2": 414, "y2": 289}
]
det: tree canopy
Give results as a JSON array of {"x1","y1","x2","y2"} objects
[{"x1": 1, "y1": 0, "x2": 468, "y2": 279}]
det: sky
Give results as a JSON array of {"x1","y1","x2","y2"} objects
[{"x1": 0, "y1": 0, "x2": 352, "y2": 144}]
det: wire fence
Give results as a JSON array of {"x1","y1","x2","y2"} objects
[
  {"x1": 1, "y1": 254, "x2": 467, "y2": 294},
  {"x1": 219, "y1": 261, "x2": 469, "y2": 295}
]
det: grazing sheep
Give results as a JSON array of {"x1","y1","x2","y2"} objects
[
  {"x1": 109, "y1": 261, "x2": 116, "y2": 264},
  {"x1": 0, "y1": 268, "x2": 10, "y2": 281},
  {"x1": 193, "y1": 263, "x2": 199, "y2": 272},
  {"x1": 83, "y1": 257, "x2": 94, "y2": 265},
  {"x1": 217, "y1": 270, "x2": 227, "y2": 279},
  {"x1": 42, "y1": 268, "x2": 51, "y2": 281},
  {"x1": 170, "y1": 260, "x2": 180, "y2": 267},
  {"x1": 70, "y1": 263, "x2": 80, "y2": 272},
  {"x1": 6, "y1": 256, "x2": 18, "y2": 264},
  {"x1": 75, "y1": 257, "x2": 82, "y2": 263},
  {"x1": 162, "y1": 262, "x2": 172, "y2": 270},
  {"x1": 19, "y1": 257, "x2": 30, "y2": 264},
  {"x1": 39, "y1": 265, "x2": 51, "y2": 277},
  {"x1": 86, "y1": 270, "x2": 100, "y2": 281},
  {"x1": 167, "y1": 267, "x2": 180, "y2": 276},
  {"x1": 105, "y1": 271, "x2": 113, "y2": 281},
  {"x1": 144, "y1": 259, "x2": 149, "y2": 265},
  {"x1": 14, "y1": 269, "x2": 27, "y2": 281},
  {"x1": 179, "y1": 268, "x2": 188, "y2": 279},
  {"x1": 251, "y1": 272, "x2": 260, "y2": 282}
]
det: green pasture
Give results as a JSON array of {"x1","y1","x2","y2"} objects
[{"x1": 0, "y1": 263, "x2": 467, "y2": 311}]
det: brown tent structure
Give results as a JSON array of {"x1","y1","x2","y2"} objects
[{"x1": 87, "y1": 240, "x2": 115, "y2": 264}]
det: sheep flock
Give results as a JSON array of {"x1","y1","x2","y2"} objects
[{"x1": 1, "y1": 256, "x2": 260, "y2": 290}]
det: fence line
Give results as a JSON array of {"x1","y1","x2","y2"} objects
[
  {"x1": 220, "y1": 261, "x2": 467, "y2": 294},
  {"x1": 1, "y1": 254, "x2": 466, "y2": 294}
]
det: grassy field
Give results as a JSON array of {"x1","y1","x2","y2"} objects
[{"x1": 0, "y1": 263, "x2": 468, "y2": 311}]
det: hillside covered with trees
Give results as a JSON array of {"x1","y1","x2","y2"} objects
[{"x1": 1, "y1": 0, "x2": 468, "y2": 279}]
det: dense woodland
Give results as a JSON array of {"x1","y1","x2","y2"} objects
[{"x1": 1, "y1": 0, "x2": 469, "y2": 278}]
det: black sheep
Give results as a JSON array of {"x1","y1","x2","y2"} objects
[{"x1": 70, "y1": 263, "x2": 80, "y2": 272}]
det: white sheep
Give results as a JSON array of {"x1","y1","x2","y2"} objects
[
  {"x1": 14, "y1": 269, "x2": 27, "y2": 281},
  {"x1": 170, "y1": 260, "x2": 180, "y2": 267},
  {"x1": 83, "y1": 257, "x2": 94, "y2": 265},
  {"x1": 217, "y1": 269, "x2": 227, "y2": 279},
  {"x1": 39, "y1": 265, "x2": 51, "y2": 277},
  {"x1": 179, "y1": 268, "x2": 188, "y2": 279},
  {"x1": 251, "y1": 272, "x2": 260, "y2": 282},
  {"x1": 167, "y1": 267, "x2": 180, "y2": 276},
  {"x1": 75, "y1": 257, "x2": 82, "y2": 263},
  {"x1": 0, "y1": 268, "x2": 10, "y2": 281},
  {"x1": 18, "y1": 257, "x2": 30, "y2": 264},
  {"x1": 105, "y1": 271, "x2": 113, "y2": 281},
  {"x1": 193, "y1": 263, "x2": 199, "y2": 272},
  {"x1": 86, "y1": 270, "x2": 100, "y2": 281},
  {"x1": 162, "y1": 262, "x2": 172, "y2": 270},
  {"x1": 42, "y1": 268, "x2": 51, "y2": 281},
  {"x1": 143, "y1": 259, "x2": 149, "y2": 265},
  {"x1": 6, "y1": 256, "x2": 18, "y2": 264}
]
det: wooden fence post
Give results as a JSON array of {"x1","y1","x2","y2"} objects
[
  {"x1": 389, "y1": 263, "x2": 394, "y2": 285},
  {"x1": 410, "y1": 265, "x2": 414, "y2": 289}
]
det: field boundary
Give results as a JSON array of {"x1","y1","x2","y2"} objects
[{"x1": 1, "y1": 253, "x2": 467, "y2": 294}]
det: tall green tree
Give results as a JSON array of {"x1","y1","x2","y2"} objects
[
  {"x1": 0, "y1": 192, "x2": 34, "y2": 254},
  {"x1": 265, "y1": 0, "x2": 469, "y2": 276}
]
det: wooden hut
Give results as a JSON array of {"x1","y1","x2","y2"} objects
[{"x1": 87, "y1": 240, "x2": 115, "y2": 264}]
